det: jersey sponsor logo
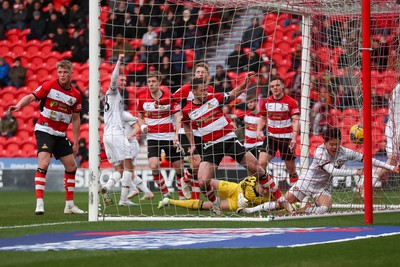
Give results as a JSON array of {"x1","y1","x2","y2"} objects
[
  {"x1": 1, "y1": 227, "x2": 399, "y2": 251},
  {"x1": 50, "y1": 101, "x2": 58, "y2": 107}
]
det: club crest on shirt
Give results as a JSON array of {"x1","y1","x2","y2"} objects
[
  {"x1": 207, "y1": 102, "x2": 215, "y2": 109},
  {"x1": 68, "y1": 98, "x2": 74, "y2": 105}
]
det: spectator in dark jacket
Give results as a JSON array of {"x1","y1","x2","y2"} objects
[
  {"x1": 51, "y1": 26, "x2": 70, "y2": 53},
  {"x1": 27, "y1": 11, "x2": 46, "y2": 41},
  {"x1": 8, "y1": 57, "x2": 26, "y2": 89},
  {"x1": 241, "y1": 17, "x2": 265, "y2": 50}
]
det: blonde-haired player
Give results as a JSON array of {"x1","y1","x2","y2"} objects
[{"x1": 100, "y1": 54, "x2": 138, "y2": 206}]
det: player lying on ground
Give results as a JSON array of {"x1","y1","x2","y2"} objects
[
  {"x1": 240, "y1": 127, "x2": 400, "y2": 215},
  {"x1": 158, "y1": 176, "x2": 292, "y2": 213}
]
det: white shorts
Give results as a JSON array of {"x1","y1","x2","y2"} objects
[{"x1": 103, "y1": 132, "x2": 132, "y2": 166}]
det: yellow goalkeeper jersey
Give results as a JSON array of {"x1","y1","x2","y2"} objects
[{"x1": 239, "y1": 176, "x2": 272, "y2": 205}]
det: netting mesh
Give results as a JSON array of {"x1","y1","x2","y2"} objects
[{"x1": 96, "y1": 0, "x2": 400, "y2": 220}]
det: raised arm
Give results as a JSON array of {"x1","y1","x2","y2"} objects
[
  {"x1": 110, "y1": 54, "x2": 124, "y2": 90},
  {"x1": 227, "y1": 71, "x2": 255, "y2": 102}
]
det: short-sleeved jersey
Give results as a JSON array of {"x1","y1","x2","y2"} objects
[
  {"x1": 33, "y1": 80, "x2": 82, "y2": 137},
  {"x1": 296, "y1": 144, "x2": 363, "y2": 194},
  {"x1": 181, "y1": 93, "x2": 236, "y2": 147},
  {"x1": 173, "y1": 83, "x2": 215, "y2": 136},
  {"x1": 260, "y1": 94, "x2": 299, "y2": 138},
  {"x1": 243, "y1": 110, "x2": 263, "y2": 148},
  {"x1": 103, "y1": 87, "x2": 124, "y2": 135},
  {"x1": 137, "y1": 89, "x2": 181, "y2": 140}
]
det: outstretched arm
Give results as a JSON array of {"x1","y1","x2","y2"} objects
[{"x1": 8, "y1": 94, "x2": 36, "y2": 113}]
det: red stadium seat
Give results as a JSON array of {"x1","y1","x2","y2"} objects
[
  {"x1": 26, "y1": 40, "x2": 41, "y2": 54},
  {"x1": 0, "y1": 40, "x2": 10, "y2": 54},
  {"x1": 6, "y1": 28, "x2": 21, "y2": 43},
  {"x1": 184, "y1": 49, "x2": 195, "y2": 69},
  {"x1": 30, "y1": 54, "x2": 44, "y2": 66},
  {"x1": 11, "y1": 42, "x2": 25, "y2": 56},
  {"x1": 40, "y1": 39, "x2": 53, "y2": 54},
  {"x1": 60, "y1": 50, "x2": 72, "y2": 60}
]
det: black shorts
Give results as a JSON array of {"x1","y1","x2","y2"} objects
[
  {"x1": 247, "y1": 145, "x2": 265, "y2": 159},
  {"x1": 179, "y1": 133, "x2": 203, "y2": 156},
  {"x1": 35, "y1": 131, "x2": 73, "y2": 159},
  {"x1": 202, "y1": 137, "x2": 246, "y2": 165},
  {"x1": 264, "y1": 136, "x2": 296, "y2": 160},
  {"x1": 147, "y1": 139, "x2": 183, "y2": 163}
]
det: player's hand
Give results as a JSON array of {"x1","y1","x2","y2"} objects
[
  {"x1": 393, "y1": 165, "x2": 400, "y2": 173},
  {"x1": 173, "y1": 135, "x2": 179, "y2": 147},
  {"x1": 289, "y1": 138, "x2": 296, "y2": 150},
  {"x1": 256, "y1": 131, "x2": 264, "y2": 141},
  {"x1": 72, "y1": 142, "x2": 79, "y2": 157},
  {"x1": 188, "y1": 145, "x2": 196, "y2": 157},
  {"x1": 237, "y1": 193, "x2": 249, "y2": 209},
  {"x1": 244, "y1": 71, "x2": 256, "y2": 85},
  {"x1": 140, "y1": 124, "x2": 148, "y2": 133},
  {"x1": 8, "y1": 105, "x2": 20, "y2": 113},
  {"x1": 356, "y1": 169, "x2": 364, "y2": 175},
  {"x1": 230, "y1": 121, "x2": 237, "y2": 131},
  {"x1": 118, "y1": 54, "x2": 124, "y2": 62}
]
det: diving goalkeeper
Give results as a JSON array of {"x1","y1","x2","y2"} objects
[{"x1": 157, "y1": 176, "x2": 290, "y2": 213}]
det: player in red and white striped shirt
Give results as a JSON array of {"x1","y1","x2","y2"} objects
[
  {"x1": 137, "y1": 71, "x2": 185, "y2": 199},
  {"x1": 9, "y1": 60, "x2": 85, "y2": 215},
  {"x1": 257, "y1": 76, "x2": 300, "y2": 185},
  {"x1": 237, "y1": 94, "x2": 265, "y2": 158},
  {"x1": 182, "y1": 75, "x2": 294, "y2": 215}
]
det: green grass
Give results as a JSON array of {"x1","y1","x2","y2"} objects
[{"x1": 1, "y1": 192, "x2": 400, "y2": 267}]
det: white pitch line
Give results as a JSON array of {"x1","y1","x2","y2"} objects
[{"x1": 0, "y1": 221, "x2": 88, "y2": 230}]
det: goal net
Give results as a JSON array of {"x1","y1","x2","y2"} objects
[{"x1": 89, "y1": 0, "x2": 400, "y2": 221}]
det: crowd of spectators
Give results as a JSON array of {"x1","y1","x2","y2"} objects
[{"x1": 0, "y1": 0, "x2": 399, "y2": 147}]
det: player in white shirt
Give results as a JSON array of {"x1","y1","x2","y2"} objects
[
  {"x1": 100, "y1": 54, "x2": 137, "y2": 206},
  {"x1": 122, "y1": 111, "x2": 154, "y2": 200},
  {"x1": 240, "y1": 127, "x2": 399, "y2": 214},
  {"x1": 375, "y1": 83, "x2": 400, "y2": 182}
]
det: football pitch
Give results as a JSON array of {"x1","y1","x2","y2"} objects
[{"x1": 0, "y1": 191, "x2": 400, "y2": 267}]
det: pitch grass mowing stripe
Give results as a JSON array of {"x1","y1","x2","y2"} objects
[{"x1": 0, "y1": 221, "x2": 88, "y2": 230}]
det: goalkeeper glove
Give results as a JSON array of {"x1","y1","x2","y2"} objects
[{"x1": 237, "y1": 193, "x2": 249, "y2": 209}]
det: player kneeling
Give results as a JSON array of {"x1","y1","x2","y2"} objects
[
  {"x1": 158, "y1": 176, "x2": 293, "y2": 214},
  {"x1": 245, "y1": 127, "x2": 399, "y2": 215}
]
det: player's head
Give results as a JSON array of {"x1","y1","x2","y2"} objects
[
  {"x1": 56, "y1": 60, "x2": 73, "y2": 86},
  {"x1": 269, "y1": 76, "x2": 285, "y2": 98},
  {"x1": 147, "y1": 71, "x2": 162, "y2": 93},
  {"x1": 323, "y1": 127, "x2": 342, "y2": 156},
  {"x1": 246, "y1": 94, "x2": 257, "y2": 111},
  {"x1": 191, "y1": 77, "x2": 208, "y2": 102},
  {"x1": 117, "y1": 74, "x2": 127, "y2": 90},
  {"x1": 194, "y1": 62, "x2": 209, "y2": 79}
]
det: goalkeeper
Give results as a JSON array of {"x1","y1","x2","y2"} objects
[{"x1": 158, "y1": 176, "x2": 288, "y2": 212}]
